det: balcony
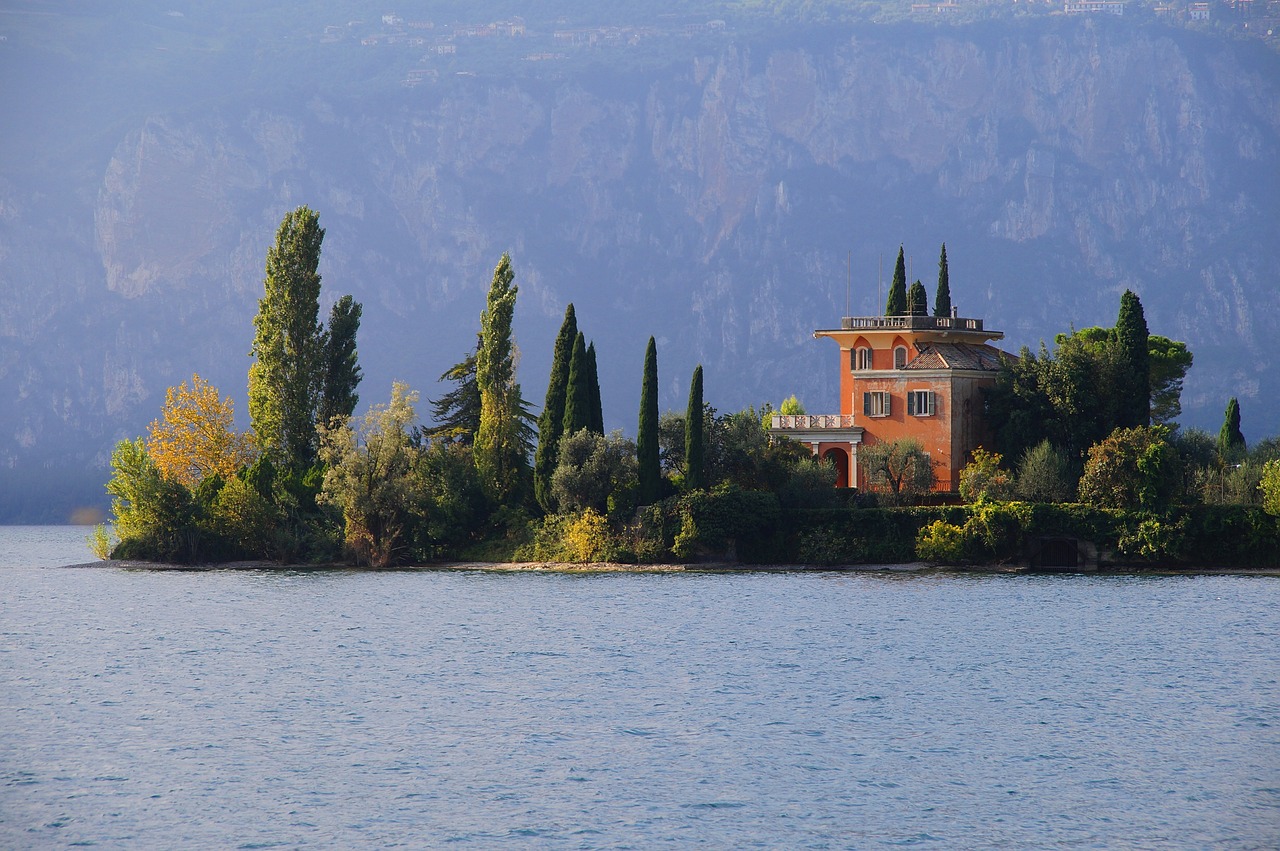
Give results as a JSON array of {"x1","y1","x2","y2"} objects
[{"x1": 839, "y1": 315, "x2": 984, "y2": 331}]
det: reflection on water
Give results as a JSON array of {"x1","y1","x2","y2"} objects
[{"x1": 1, "y1": 527, "x2": 1278, "y2": 848}]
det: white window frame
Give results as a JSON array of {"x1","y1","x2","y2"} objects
[
  {"x1": 908, "y1": 389, "x2": 937, "y2": 417},
  {"x1": 862, "y1": 391, "x2": 891, "y2": 418},
  {"x1": 855, "y1": 347, "x2": 873, "y2": 370}
]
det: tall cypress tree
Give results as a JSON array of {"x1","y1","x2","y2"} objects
[
  {"x1": 934, "y1": 243, "x2": 952, "y2": 318},
  {"x1": 1218, "y1": 397, "x2": 1246, "y2": 462},
  {"x1": 1115, "y1": 290, "x2": 1151, "y2": 428},
  {"x1": 885, "y1": 246, "x2": 907, "y2": 316},
  {"x1": 562, "y1": 332, "x2": 591, "y2": 437},
  {"x1": 685, "y1": 365, "x2": 706, "y2": 491},
  {"x1": 907, "y1": 281, "x2": 928, "y2": 317},
  {"x1": 249, "y1": 205, "x2": 326, "y2": 469},
  {"x1": 534, "y1": 304, "x2": 577, "y2": 511},
  {"x1": 318, "y1": 294, "x2": 363, "y2": 429},
  {"x1": 586, "y1": 341, "x2": 604, "y2": 435},
  {"x1": 474, "y1": 253, "x2": 526, "y2": 504},
  {"x1": 637, "y1": 337, "x2": 660, "y2": 505}
]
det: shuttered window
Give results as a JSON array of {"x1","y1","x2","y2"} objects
[
  {"x1": 907, "y1": 390, "x2": 936, "y2": 417},
  {"x1": 862, "y1": 392, "x2": 891, "y2": 417}
]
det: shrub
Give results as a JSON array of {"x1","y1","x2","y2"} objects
[
  {"x1": 916, "y1": 520, "x2": 970, "y2": 563},
  {"x1": 959, "y1": 448, "x2": 1012, "y2": 503}
]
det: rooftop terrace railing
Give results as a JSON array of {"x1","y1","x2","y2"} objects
[
  {"x1": 770, "y1": 414, "x2": 858, "y2": 430},
  {"x1": 839, "y1": 315, "x2": 984, "y2": 331}
]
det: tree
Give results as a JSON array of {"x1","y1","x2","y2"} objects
[
  {"x1": 685, "y1": 365, "x2": 706, "y2": 490},
  {"x1": 1260, "y1": 459, "x2": 1280, "y2": 517},
  {"x1": 1114, "y1": 290, "x2": 1150, "y2": 428},
  {"x1": 934, "y1": 243, "x2": 952, "y2": 318},
  {"x1": 907, "y1": 280, "x2": 928, "y2": 316},
  {"x1": 958, "y1": 448, "x2": 1012, "y2": 503},
  {"x1": 550, "y1": 429, "x2": 638, "y2": 518},
  {"x1": 1077, "y1": 425, "x2": 1179, "y2": 511},
  {"x1": 637, "y1": 337, "x2": 661, "y2": 505},
  {"x1": 249, "y1": 205, "x2": 326, "y2": 470},
  {"x1": 586, "y1": 341, "x2": 604, "y2": 434},
  {"x1": 562, "y1": 332, "x2": 591, "y2": 437},
  {"x1": 146, "y1": 374, "x2": 257, "y2": 488},
  {"x1": 318, "y1": 295, "x2": 363, "y2": 429},
  {"x1": 318, "y1": 382, "x2": 423, "y2": 567},
  {"x1": 423, "y1": 339, "x2": 481, "y2": 445},
  {"x1": 1014, "y1": 440, "x2": 1073, "y2": 503},
  {"x1": 1149, "y1": 336, "x2": 1193, "y2": 427},
  {"x1": 106, "y1": 438, "x2": 199, "y2": 562},
  {"x1": 1218, "y1": 397, "x2": 1246, "y2": 463},
  {"x1": 534, "y1": 304, "x2": 578, "y2": 511},
  {"x1": 858, "y1": 438, "x2": 934, "y2": 503},
  {"x1": 885, "y1": 245, "x2": 907, "y2": 315},
  {"x1": 474, "y1": 253, "x2": 528, "y2": 504}
]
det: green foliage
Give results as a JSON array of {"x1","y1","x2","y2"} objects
[
  {"x1": 1262, "y1": 459, "x2": 1280, "y2": 517},
  {"x1": 550, "y1": 428, "x2": 638, "y2": 519},
  {"x1": 107, "y1": 438, "x2": 201, "y2": 562},
  {"x1": 1014, "y1": 440, "x2": 1073, "y2": 503},
  {"x1": 668, "y1": 486, "x2": 782, "y2": 562},
  {"x1": 776, "y1": 455, "x2": 840, "y2": 510},
  {"x1": 637, "y1": 337, "x2": 661, "y2": 506},
  {"x1": 563, "y1": 332, "x2": 592, "y2": 437},
  {"x1": 87, "y1": 524, "x2": 116, "y2": 560},
  {"x1": 658, "y1": 410, "x2": 687, "y2": 476},
  {"x1": 916, "y1": 519, "x2": 969, "y2": 563},
  {"x1": 933, "y1": 243, "x2": 951, "y2": 318},
  {"x1": 411, "y1": 441, "x2": 488, "y2": 558},
  {"x1": 249, "y1": 205, "x2": 326, "y2": 470},
  {"x1": 318, "y1": 294, "x2": 363, "y2": 429},
  {"x1": 885, "y1": 245, "x2": 907, "y2": 315},
  {"x1": 906, "y1": 280, "x2": 928, "y2": 316},
  {"x1": 958, "y1": 447, "x2": 1012, "y2": 503},
  {"x1": 474, "y1": 253, "x2": 529, "y2": 505},
  {"x1": 1114, "y1": 290, "x2": 1151, "y2": 428},
  {"x1": 535, "y1": 304, "x2": 578, "y2": 512},
  {"x1": 1218, "y1": 397, "x2": 1246, "y2": 463},
  {"x1": 423, "y1": 340, "x2": 481, "y2": 445},
  {"x1": 209, "y1": 475, "x2": 281, "y2": 560},
  {"x1": 1117, "y1": 514, "x2": 1187, "y2": 561},
  {"x1": 1077, "y1": 426, "x2": 1179, "y2": 511},
  {"x1": 858, "y1": 438, "x2": 934, "y2": 503},
  {"x1": 586, "y1": 341, "x2": 604, "y2": 435},
  {"x1": 685, "y1": 366, "x2": 706, "y2": 491},
  {"x1": 1149, "y1": 335, "x2": 1192, "y2": 427}
]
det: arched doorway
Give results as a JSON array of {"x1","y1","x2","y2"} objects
[{"x1": 822, "y1": 447, "x2": 850, "y2": 488}]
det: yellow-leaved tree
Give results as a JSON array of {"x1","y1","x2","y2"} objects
[{"x1": 146, "y1": 374, "x2": 257, "y2": 487}]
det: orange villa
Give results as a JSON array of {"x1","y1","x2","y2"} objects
[{"x1": 770, "y1": 310, "x2": 1007, "y2": 491}]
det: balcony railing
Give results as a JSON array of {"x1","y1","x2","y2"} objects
[
  {"x1": 839, "y1": 315, "x2": 984, "y2": 331},
  {"x1": 771, "y1": 414, "x2": 858, "y2": 430}
]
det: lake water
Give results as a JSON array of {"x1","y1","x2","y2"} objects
[{"x1": 2, "y1": 526, "x2": 1278, "y2": 848}]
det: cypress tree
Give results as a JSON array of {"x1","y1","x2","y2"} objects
[
  {"x1": 474, "y1": 253, "x2": 526, "y2": 504},
  {"x1": 1115, "y1": 290, "x2": 1151, "y2": 428},
  {"x1": 637, "y1": 337, "x2": 660, "y2": 505},
  {"x1": 685, "y1": 365, "x2": 706, "y2": 491},
  {"x1": 318, "y1": 294, "x2": 363, "y2": 429},
  {"x1": 562, "y1": 332, "x2": 591, "y2": 437},
  {"x1": 885, "y1": 246, "x2": 907, "y2": 316},
  {"x1": 907, "y1": 281, "x2": 928, "y2": 317},
  {"x1": 934, "y1": 243, "x2": 952, "y2": 318},
  {"x1": 534, "y1": 304, "x2": 577, "y2": 511},
  {"x1": 249, "y1": 205, "x2": 326, "y2": 469},
  {"x1": 1218, "y1": 397, "x2": 1246, "y2": 462},
  {"x1": 586, "y1": 341, "x2": 604, "y2": 435}
]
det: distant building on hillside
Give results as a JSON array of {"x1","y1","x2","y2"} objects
[
  {"x1": 1064, "y1": 0, "x2": 1126, "y2": 13},
  {"x1": 770, "y1": 311, "x2": 1007, "y2": 492}
]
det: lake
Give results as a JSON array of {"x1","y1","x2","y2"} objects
[{"x1": 2, "y1": 526, "x2": 1277, "y2": 848}]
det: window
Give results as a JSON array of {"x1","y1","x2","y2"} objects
[
  {"x1": 862, "y1": 391, "x2": 891, "y2": 418},
  {"x1": 853, "y1": 347, "x2": 872, "y2": 371},
  {"x1": 893, "y1": 346, "x2": 909, "y2": 369},
  {"x1": 908, "y1": 390, "x2": 937, "y2": 417}
]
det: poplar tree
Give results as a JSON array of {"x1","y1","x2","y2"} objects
[
  {"x1": 318, "y1": 295, "x2": 363, "y2": 429},
  {"x1": 586, "y1": 341, "x2": 604, "y2": 435},
  {"x1": 907, "y1": 281, "x2": 928, "y2": 316},
  {"x1": 1218, "y1": 397, "x2": 1246, "y2": 463},
  {"x1": 1115, "y1": 290, "x2": 1150, "y2": 428},
  {"x1": 474, "y1": 253, "x2": 526, "y2": 504},
  {"x1": 562, "y1": 332, "x2": 591, "y2": 437},
  {"x1": 885, "y1": 246, "x2": 907, "y2": 316},
  {"x1": 637, "y1": 337, "x2": 660, "y2": 505},
  {"x1": 534, "y1": 304, "x2": 578, "y2": 511},
  {"x1": 249, "y1": 206, "x2": 326, "y2": 469},
  {"x1": 934, "y1": 243, "x2": 952, "y2": 318},
  {"x1": 685, "y1": 365, "x2": 706, "y2": 491}
]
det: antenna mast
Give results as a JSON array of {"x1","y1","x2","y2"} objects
[
  {"x1": 877, "y1": 253, "x2": 883, "y2": 315},
  {"x1": 845, "y1": 250, "x2": 851, "y2": 318}
]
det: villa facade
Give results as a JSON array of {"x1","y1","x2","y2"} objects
[{"x1": 771, "y1": 313, "x2": 1006, "y2": 491}]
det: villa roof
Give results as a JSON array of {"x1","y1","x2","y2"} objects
[{"x1": 906, "y1": 342, "x2": 1006, "y2": 371}]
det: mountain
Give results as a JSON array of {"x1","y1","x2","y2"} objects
[{"x1": 2, "y1": 4, "x2": 1278, "y2": 521}]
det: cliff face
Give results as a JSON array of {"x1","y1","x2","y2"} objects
[{"x1": 2, "y1": 20, "x2": 1277, "y2": 515}]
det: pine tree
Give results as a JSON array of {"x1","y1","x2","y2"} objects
[
  {"x1": 1218, "y1": 397, "x2": 1246, "y2": 462},
  {"x1": 1115, "y1": 290, "x2": 1151, "y2": 428},
  {"x1": 423, "y1": 339, "x2": 481, "y2": 445},
  {"x1": 637, "y1": 337, "x2": 661, "y2": 505},
  {"x1": 586, "y1": 341, "x2": 604, "y2": 435},
  {"x1": 885, "y1": 245, "x2": 907, "y2": 316},
  {"x1": 534, "y1": 304, "x2": 578, "y2": 511},
  {"x1": 318, "y1": 294, "x2": 363, "y2": 429},
  {"x1": 934, "y1": 243, "x2": 952, "y2": 318},
  {"x1": 562, "y1": 332, "x2": 591, "y2": 437},
  {"x1": 248, "y1": 206, "x2": 326, "y2": 469},
  {"x1": 685, "y1": 365, "x2": 706, "y2": 491},
  {"x1": 474, "y1": 253, "x2": 527, "y2": 504},
  {"x1": 907, "y1": 281, "x2": 928, "y2": 317}
]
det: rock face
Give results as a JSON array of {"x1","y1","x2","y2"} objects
[{"x1": 2, "y1": 20, "x2": 1278, "y2": 517}]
